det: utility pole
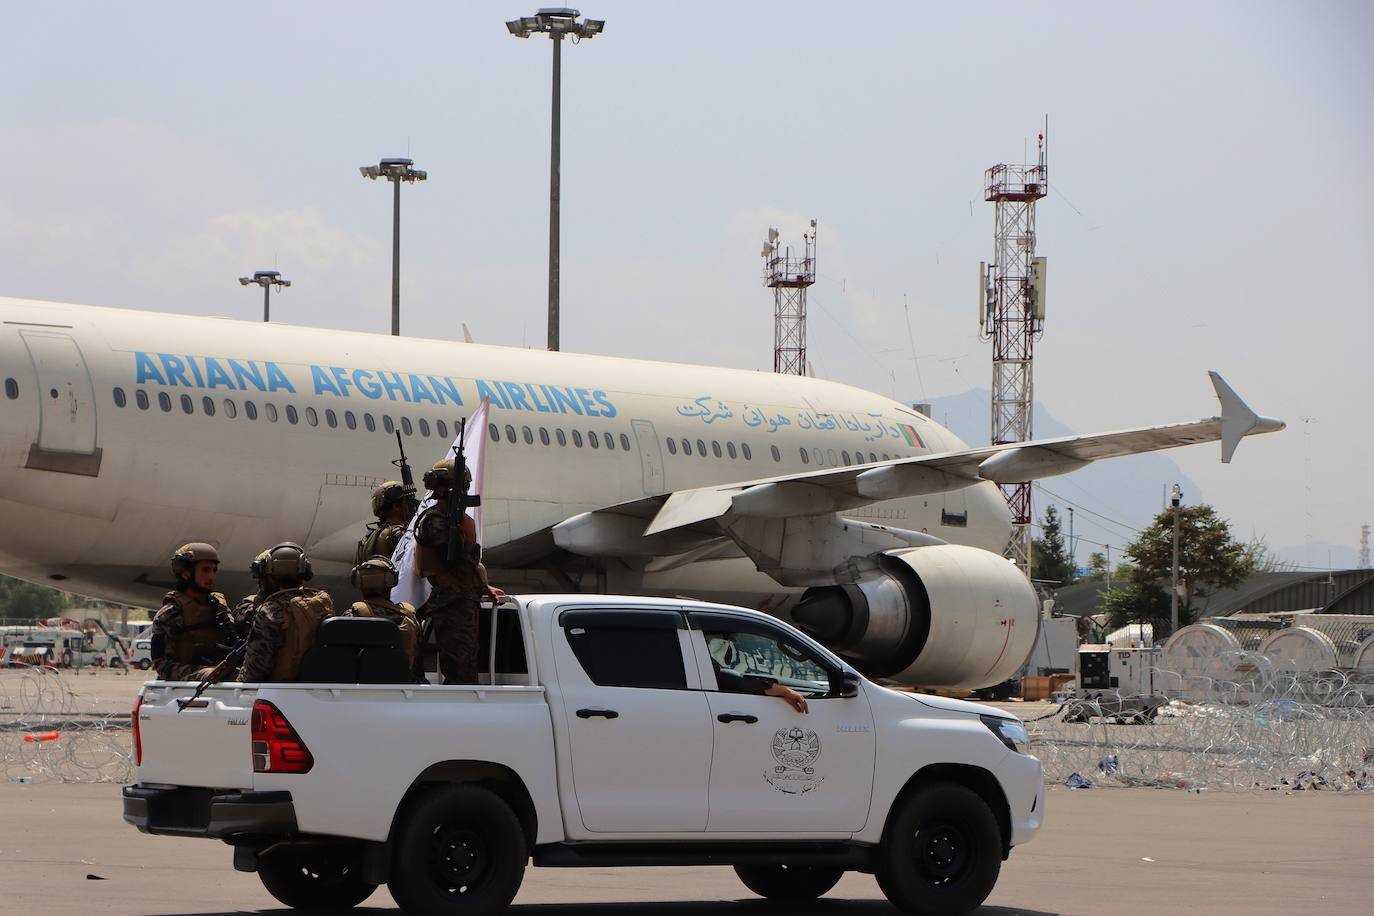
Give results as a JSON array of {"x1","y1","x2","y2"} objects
[
  {"x1": 360, "y1": 158, "x2": 428, "y2": 336},
  {"x1": 1171, "y1": 483, "x2": 1183, "y2": 635},
  {"x1": 238, "y1": 270, "x2": 291, "y2": 322},
  {"x1": 1067, "y1": 506, "x2": 1075, "y2": 574}
]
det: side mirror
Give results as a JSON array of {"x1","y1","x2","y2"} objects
[{"x1": 837, "y1": 671, "x2": 862, "y2": 699}]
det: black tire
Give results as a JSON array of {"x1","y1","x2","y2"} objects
[
  {"x1": 257, "y1": 845, "x2": 376, "y2": 911},
  {"x1": 388, "y1": 784, "x2": 527, "y2": 916},
  {"x1": 875, "y1": 782, "x2": 1002, "y2": 916},
  {"x1": 734, "y1": 863, "x2": 844, "y2": 901}
]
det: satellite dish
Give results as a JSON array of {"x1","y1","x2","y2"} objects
[{"x1": 767, "y1": 227, "x2": 779, "y2": 243}]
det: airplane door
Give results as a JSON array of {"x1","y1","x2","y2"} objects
[
  {"x1": 21, "y1": 330, "x2": 102, "y2": 476},
  {"x1": 631, "y1": 419, "x2": 666, "y2": 495}
]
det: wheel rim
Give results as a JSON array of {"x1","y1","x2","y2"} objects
[
  {"x1": 283, "y1": 851, "x2": 356, "y2": 889},
  {"x1": 913, "y1": 821, "x2": 971, "y2": 886},
  {"x1": 429, "y1": 824, "x2": 491, "y2": 894}
]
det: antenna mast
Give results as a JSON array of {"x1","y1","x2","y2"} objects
[
  {"x1": 763, "y1": 220, "x2": 817, "y2": 375},
  {"x1": 979, "y1": 129, "x2": 1048, "y2": 576}
]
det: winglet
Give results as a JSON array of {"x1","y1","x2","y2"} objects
[{"x1": 1209, "y1": 371, "x2": 1285, "y2": 463}]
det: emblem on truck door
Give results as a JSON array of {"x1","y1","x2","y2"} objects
[{"x1": 765, "y1": 727, "x2": 823, "y2": 795}]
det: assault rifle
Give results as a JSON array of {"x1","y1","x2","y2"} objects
[
  {"x1": 177, "y1": 626, "x2": 252, "y2": 712},
  {"x1": 445, "y1": 417, "x2": 481, "y2": 565},
  {"x1": 393, "y1": 430, "x2": 415, "y2": 491}
]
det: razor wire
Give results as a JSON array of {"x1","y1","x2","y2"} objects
[
  {"x1": 1, "y1": 664, "x2": 133, "y2": 784},
  {"x1": 1027, "y1": 652, "x2": 1374, "y2": 793}
]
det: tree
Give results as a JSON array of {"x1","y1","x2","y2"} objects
[
  {"x1": 1032, "y1": 505, "x2": 1076, "y2": 586},
  {"x1": 0, "y1": 574, "x2": 77, "y2": 621},
  {"x1": 1104, "y1": 503, "x2": 1250, "y2": 637}
]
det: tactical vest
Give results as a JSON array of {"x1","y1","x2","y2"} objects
[
  {"x1": 414, "y1": 506, "x2": 484, "y2": 590},
  {"x1": 268, "y1": 588, "x2": 335, "y2": 681},
  {"x1": 350, "y1": 597, "x2": 419, "y2": 665},
  {"x1": 356, "y1": 523, "x2": 404, "y2": 566},
  {"x1": 161, "y1": 591, "x2": 232, "y2": 666}
]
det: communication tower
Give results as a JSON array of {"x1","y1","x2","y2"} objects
[
  {"x1": 762, "y1": 220, "x2": 817, "y2": 375},
  {"x1": 979, "y1": 133, "x2": 1048, "y2": 575}
]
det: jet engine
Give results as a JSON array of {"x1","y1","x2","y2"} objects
[{"x1": 791, "y1": 544, "x2": 1038, "y2": 690}]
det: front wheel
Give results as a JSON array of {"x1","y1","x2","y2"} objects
[
  {"x1": 734, "y1": 863, "x2": 843, "y2": 901},
  {"x1": 875, "y1": 782, "x2": 1002, "y2": 916},
  {"x1": 257, "y1": 845, "x2": 376, "y2": 910},
  {"x1": 388, "y1": 784, "x2": 527, "y2": 916}
]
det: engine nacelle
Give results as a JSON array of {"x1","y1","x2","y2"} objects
[{"x1": 791, "y1": 544, "x2": 1038, "y2": 690}]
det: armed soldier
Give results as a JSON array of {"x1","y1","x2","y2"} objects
[
  {"x1": 356, "y1": 481, "x2": 418, "y2": 565},
  {"x1": 345, "y1": 557, "x2": 420, "y2": 669},
  {"x1": 414, "y1": 456, "x2": 502, "y2": 684},
  {"x1": 231, "y1": 550, "x2": 271, "y2": 634},
  {"x1": 150, "y1": 543, "x2": 239, "y2": 681},
  {"x1": 235, "y1": 543, "x2": 335, "y2": 683}
]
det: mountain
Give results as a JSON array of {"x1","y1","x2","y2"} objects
[{"x1": 922, "y1": 389, "x2": 1200, "y2": 566}]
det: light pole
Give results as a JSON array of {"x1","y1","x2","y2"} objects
[
  {"x1": 360, "y1": 158, "x2": 427, "y2": 336},
  {"x1": 505, "y1": 8, "x2": 605, "y2": 351},
  {"x1": 1170, "y1": 484, "x2": 1183, "y2": 636},
  {"x1": 238, "y1": 270, "x2": 290, "y2": 322}
]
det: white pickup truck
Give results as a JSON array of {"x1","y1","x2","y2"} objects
[{"x1": 124, "y1": 595, "x2": 1042, "y2": 915}]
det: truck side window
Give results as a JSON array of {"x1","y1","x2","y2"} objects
[
  {"x1": 690, "y1": 613, "x2": 833, "y2": 698},
  {"x1": 562, "y1": 611, "x2": 687, "y2": 690}
]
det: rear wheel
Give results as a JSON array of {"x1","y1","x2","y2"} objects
[
  {"x1": 388, "y1": 784, "x2": 527, "y2": 916},
  {"x1": 875, "y1": 782, "x2": 1002, "y2": 916},
  {"x1": 734, "y1": 863, "x2": 844, "y2": 901},
  {"x1": 257, "y1": 845, "x2": 376, "y2": 910}
]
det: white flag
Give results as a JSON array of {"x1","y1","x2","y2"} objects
[{"x1": 390, "y1": 398, "x2": 490, "y2": 608}]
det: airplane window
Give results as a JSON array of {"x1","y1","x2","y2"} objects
[
  {"x1": 3, "y1": 378, "x2": 16, "y2": 400},
  {"x1": 306, "y1": 407, "x2": 319, "y2": 427},
  {"x1": 604, "y1": 432, "x2": 615, "y2": 450},
  {"x1": 488, "y1": 423, "x2": 499, "y2": 442},
  {"x1": 869, "y1": 452, "x2": 878, "y2": 463},
  {"x1": 711, "y1": 440, "x2": 722, "y2": 458},
  {"x1": 245, "y1": 401, "x2": 258, "y2": 421},
  {"x1": 681, "y1": 438, "x2": 692, "y2": 456},
  {"x1": 726, "y1": 442, "x2": 736, "y2": 459},
  {"x1": 364, "y1": 413, "x2": 375, "y2": 432},
  {"x1": 505, "y1": 424, "x2": 516, "y2": 443},
  {"x1": 572, "y1": 430, "x2": 583, "y2": 447},
  {"x1": 588, "y1": 430, "x2": 600, "y2": 449},
  {"x1": 741, "y1": 443, "x2": 752, "y2": 460},
  {"x1": 202, "y1": 396, "x2": 216, "y2": 417},
  {"x1": 266, "y1": 403, "x2": 279, "y2": 422},
  {"x1": 770, "y1": 445, "x2": 781, "y2": 462},
  {"x1": 842, "y1": 450, "x2": 851, "y2": 465},
  {"x1": 224, "y1": 399, "x2": 237, "y2": 419},
  {"x1": 696, "y1": 439, "x2": 706, "y2": 457},
  {"x1": 136, "y1": 390, "x2": 149, "y2": 410},
  {"x1": 326, "y1": 409, "x2": 339, "y2": 429},
  {"x1": 287, "y1": 405, "x2": 300, "y2": 425},
  {"x1": 666, "y1": 437, "x2": 677, "y2": 455},
  {"x1": 800, "y1": 448, "x2": 809, "y2": 464},
  {"x1": 112, "y1": 387, "x2": 126, "y2": 408},
  {"x1": 557, "y1": 429, "x2": 567, "y2": 447},
  {"x1": 881, "y1": 453, "x2": 890, "y2": 461},
  {"x1": 384, "y1": 414, "x2": 396, "y2": 434},
  {"x1": 436, "y1": 419, "x2": 447, "y2": 439},
  {"x1": 826, "y1": 449, "x2": 837, "y2": 466},
  {"x1": 620, "y1": 433, "x2": 631, "y2": 451},
  {"x1": 522, "y1": 426, "x2": 534, "y2": 445},
  {"x1": 400, "y1": 417, "x2": 412, "y2": 436},
  {"x1": 813, "y1": 448, "x2": 824, "y2": 466},
  {"x1": 345, "y1": 410, "x2": 357, "y2": 430},
  {"x1": 180, "y1": 394, "x2": 194, "y2": 415},
  {"x1": 418, "y1": 418, "x2": 429, "y2": 437},
  {"x1": 539, "y1": 427, "x2": 550, "y2": 446}
]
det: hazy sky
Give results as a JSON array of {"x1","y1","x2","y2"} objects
[{"x1": 3, "y1": 2, "x2": 1370, "y2": 563}]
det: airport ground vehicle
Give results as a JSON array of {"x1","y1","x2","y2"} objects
[{"x1": 123, "y1": 595, "x2": 1043, "y2": 916}]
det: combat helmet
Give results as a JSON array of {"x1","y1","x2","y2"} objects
[
  {"x1": 422, "y1": 455, "x2": 472, "y2": 492},
  {"x1": 171, "y1": 542, "x2": 220, "y2": 579},
  {"x1": 248, "y1": 550, "x2": 271, "y2": 582},
  {"x1": 262, "y1": 542, "x2": 314, "y2": 582},
  {"x1": 351, "y1": 556, "x2": 399, "y2": 594},
  {"x1": 371, "y1": 480, "x2": 418, "y2": 518}
]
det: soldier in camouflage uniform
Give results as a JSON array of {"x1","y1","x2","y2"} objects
[
  {"x1": 150, "y1": 543, "x2": 239, "y2": 682},
  {"x1": 236, "y1": 543, "x2": 334, "y2": 683},
  {"x1": 344, "y1": 557, "x2": 420, "y2": 669},
  {"x1": 231, "y1": 550, "x2": 271, "y2": 636},
  {"x1": 414, "y1": 458, "x2": 503, "y2": 684},
  {"x1": 355, "y1": 481, "x2": 419, "y2": 565}
]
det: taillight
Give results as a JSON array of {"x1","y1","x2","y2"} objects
[
  {"x1": 251, "y1": 700, "x2": 313, "y2": 774},
  {"x1": 131, "y1": 695, "x2": 143, "y2": 766}
]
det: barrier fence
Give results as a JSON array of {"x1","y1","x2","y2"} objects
[{"x1": 1, "y1": 664, "x2": 133, "y2": 784}]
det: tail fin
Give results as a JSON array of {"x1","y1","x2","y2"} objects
[{"x1": 1209, "y1": 371, "x2": 1285, "y2": 463}]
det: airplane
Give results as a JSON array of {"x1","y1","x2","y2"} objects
[{"x1": 0, "y1": 296, "x2": 1283, "y2": 689}]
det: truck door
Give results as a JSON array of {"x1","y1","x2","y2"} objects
[
  {"x1": 687, "y1": 611, "x2": 876, "y2": 834},
  {"x1": 550, "y1": 607, "x2": 711, "y2": 833},
  {"x1": 20, "y1": 329, "x2": 102, "y2": 475}
]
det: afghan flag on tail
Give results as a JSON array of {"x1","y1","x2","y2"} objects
[{"x1": 898, "y1": 423, "x2": 926, "y2": 449}]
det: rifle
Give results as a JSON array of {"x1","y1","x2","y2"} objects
[
  {"x1": 445, "y1": 417, "x2": 481, "y2": 565},
  {"x1": 177, "y1": 628, "x2": 252, "y2": 712},
  {"x1": 392, "y1": 430, "x2": 415, "y2": 491}
]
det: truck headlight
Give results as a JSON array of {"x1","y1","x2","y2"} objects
[{"x1": 981, "y1": 714, "x2": 1030, "y2": 755}]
